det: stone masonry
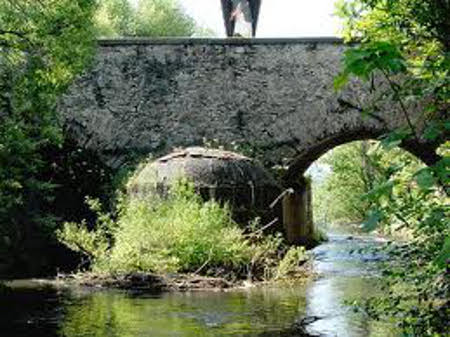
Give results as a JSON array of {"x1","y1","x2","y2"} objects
[{"x1": 60, "y1": 38, "x2": 438, "y2": 183}]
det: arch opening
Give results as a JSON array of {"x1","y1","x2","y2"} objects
[
  {"x1": 279, "y1": 137, "x2": 430, "y2": 245},
  {"x1": 283, "y1": 131, "x2": 436, "y2": 185}
]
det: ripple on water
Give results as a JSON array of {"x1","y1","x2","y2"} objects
[{"x1": 305, "y1": 234, "x2": 398, "y2": 337}]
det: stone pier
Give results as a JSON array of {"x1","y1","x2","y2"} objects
[{"x1": 282, "y1": 178, "x2": 314, "y2": 245}]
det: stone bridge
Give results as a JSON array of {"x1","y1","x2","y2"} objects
[{"x1": 61, "y1": 37, "x2": 437, "y2": 183}]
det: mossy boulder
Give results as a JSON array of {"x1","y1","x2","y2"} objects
[{"x1": 127, "y1": 147, "x2": 282, "y2": 227}]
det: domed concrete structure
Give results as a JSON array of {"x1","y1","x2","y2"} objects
[{"x1": 127, "y1": 147, "x2": 282, "y2": 227}]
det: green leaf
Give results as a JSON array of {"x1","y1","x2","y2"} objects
[
  {"x1": 363, "y1": 180, "x2": 394, "y2": 201},
  {"x1": 339, "y1": 42, "x2": 406, "y2": 84},
  {"x1": 414, "y1": 168, "x2": 436, "y2": 190},
  {"x1": 380, "y1": 129, "x2": 411, "y2": 150},
  {"x1": 434, "y1": 157, "x2": 450, "y2": 184},
  {"x1": 434, "y1": 236, "x2": 450, "y2": 268}
]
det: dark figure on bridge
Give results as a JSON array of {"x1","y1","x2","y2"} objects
[{"x1": 221, "y1": 0, "x2": 261, "y2": 37}]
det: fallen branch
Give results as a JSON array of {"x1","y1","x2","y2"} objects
[{"x1": 269, "y1": 188, "x2": 294, "y2": 209}]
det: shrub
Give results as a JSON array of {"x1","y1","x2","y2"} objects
[
  {"x1": 56, "y1": 197, "x2": 115, "y2": 269},
  {"x1": 274, "y1": 246, "x2": 308, "y2": 279},
  {"x1": 107, "y1": 179, "x2": 253, "y2": 273},
  {"x1": 57, "y1": 177, "x2": 308, "y2": 280}
]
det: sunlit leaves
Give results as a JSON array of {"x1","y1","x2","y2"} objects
[
  {"x1": 0, "y1": 0, "x2": 97, "y2": 272},
  {"x1": 314, "y1": 141, "x2": 378, "y2": 224},
  {"x1": 95, "y1": 0, "x2": 197, "y2": 37},
  {"x1": 335, "y1": 0, "x2": 450, "y2": 53},
  {"x1": 335, "y1": 1, "x2": 450, "y2": 334},
  {"x1": 335, "y1": 41, "x2": 406, "y2": 90},
  {"x1": 363, "y1": 180, "x2": 394, "y2": 201},
  {"x1": 57, "y1": 220, "x2": 110, "y2": 260}
]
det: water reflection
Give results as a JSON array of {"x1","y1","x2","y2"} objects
[
  {"x1": 60, "y1": 287, "x2": 308, "y2": 337},
  {"x1": 1, "y1": 234, "x2": 399, "y2": 337},
  {"x1": 0, "y1": 286, "x2": 63, "y2": 337}
]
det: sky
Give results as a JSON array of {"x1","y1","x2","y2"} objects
[{"x1": 180, "y1": 0, "x2": 342, "y2": 38}]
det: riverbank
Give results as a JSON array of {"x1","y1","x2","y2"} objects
[{"x1": 4, "y1": 260, "x2": 313, "y2": 293}]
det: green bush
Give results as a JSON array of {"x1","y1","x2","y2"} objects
[
  {"x1": 57, "y1": 177, "x2": 307, "y2": 280},
  {"x1": 107, "y1": 180, "x2": 252, "y2": 273},
  {"x1": 274, "y1": 246, "x2": 308, "y2": 279}
]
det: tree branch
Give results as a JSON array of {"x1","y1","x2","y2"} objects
[
  {"x1": 337, "y1": 97, "x2": 388, "y2": 126},
  {"x1": 379, "y1": 68, "x2": 420, "y2": 142}
]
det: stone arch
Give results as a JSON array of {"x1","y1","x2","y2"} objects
[{"x1": 283, "y1": 129, "x2": 440, "y2": 185}]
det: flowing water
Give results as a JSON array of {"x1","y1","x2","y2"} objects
[{"x1": 0, "y1": 233, "x2": 399, "y2": 337}]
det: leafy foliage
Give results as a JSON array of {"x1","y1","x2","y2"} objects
[
  {"x1": 336, "y1": 0, "x2": 450, "y2": 51},
  {"x1": 336, "y1": 0, "x2": 449, "y2": 129},
  {"x1": 95, "y1": 0, "x2": 200, "y2": 37},
  {"x1": 274, "y1": 246, "x2": 307, "y2": 279},
  {"x1": 57, "y1": 197, "x2": 115, "y2": 267},
  {"x1": 107, "y1": 180, "x2": 252, "y2": 274},
  {"x1": 334, "y1": 41, "x2": 406, "y2": 89},
  {"x1": 360, "y1": 191, "x2": 449, "y2": 335},
  {"x1": 0, "y1": 0, "x2": 97, "y2": 275},
  {"x1": 314, "y1": 141, "x2": 385, "y2": 225},
  {"x1": 58, "y1": 176, "x2": 307, "y2": 280},
  {"x1": 335, "y1": 0, "x2": 449, "y2": 334}
]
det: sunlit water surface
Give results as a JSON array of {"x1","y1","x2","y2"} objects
[{"x1": 1, "y1": 233, "x2": 399, "y2": 337}]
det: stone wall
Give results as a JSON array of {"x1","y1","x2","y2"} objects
[{"x1": 60, "y1": 38, "x2": 436, "y2": 182}]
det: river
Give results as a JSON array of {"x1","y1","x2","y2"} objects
[{"x1": 0, "y1": 233, "x2": 398, "y2": 337}]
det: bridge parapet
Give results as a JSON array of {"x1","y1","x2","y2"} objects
[{"x1": 97, "y1": 37, "x2": 345, "y2": 46}]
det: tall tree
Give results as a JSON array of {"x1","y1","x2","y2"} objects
[
  {"x1": 0, "y1": 0, "x2": 97, "y2": 276},
  {"x1": 314, "y1": 141, "x2": 374, "y2": 225},
  {"x1": 313, "y1": 140, "x2": 422, "y2": 228},
  {"x1": 95, "y1": 0, "x2": 197, "y2": 37}
]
